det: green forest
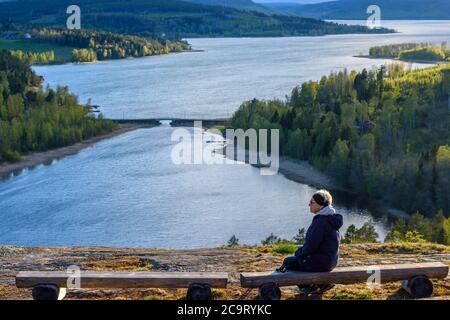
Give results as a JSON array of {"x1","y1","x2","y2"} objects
[
  {"x1": 229, "y1": 208, "x2": 450, "y2": 246},
  {"x1": 183, "y1": 0, "x2": 273, "y2": 14},
  {"x1": 275, "y1": 0, "x2": 450, "y2": 20},
  {"x1": 0, "y1": 0, "x2": 394, "y2": 38},
  {"x1": 0, "y1": 50, "x2": 117, "y2": 162},
  {"x1": 370, "y1": 43, "x2": 450, "y2": 62},
  {"x1": 9, "y1": 50, "x2": 56, "y2": 65},
  {"x1": 231, "y1": 64, "x2": 450, "y2": 224},
  {"x1": 33, "y1": 29, "x2": 190, "y2": 63},
  {"x1": 4, "y1": 29, "x2": 190, "y2": 64}
]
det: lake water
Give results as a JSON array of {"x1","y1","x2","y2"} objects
[
  {"x1": 33, "y1": 21, "x2": 450, "y2": 119},
  {"x1": 1, "y1": 21, "x2": 449, "y2": 248},
  {"x1": 0, "y1": 126, "x2": 389, "y2": 248}
]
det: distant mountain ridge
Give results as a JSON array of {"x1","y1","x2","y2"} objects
[
  {"x1": 182, "y1": 0, "x2": 274, "y2": 14},
  {"x1": 261, "y1": 2, "x2": 306, "y2": 16},
  {"x1": 0, "y1": 0, "x2": 393, "y2": 38},
  {"x1": 262, "y1": 0, "x2": 450, "y2": 20}
]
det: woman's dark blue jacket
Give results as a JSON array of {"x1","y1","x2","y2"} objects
[{"x1": 293, "y1": 209, "x2": 343, "y2": 272}]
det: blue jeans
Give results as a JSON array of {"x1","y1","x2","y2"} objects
[
  {"x1": 282, "y1": 255, "x2": 333, "y2": 272},
  {"x1": 282, "y1": 256, "x2": 303, "y2": 271}
]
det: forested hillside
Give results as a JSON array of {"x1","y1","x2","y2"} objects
[
  {"x1": 182, "y1": 0, "x2": 273, "y2": 14},
  {"x1": 0, "y1": 0, "x2": 393, "y2": 38},
  {"x1": 6, "y1": 29, "x2": 190, "y2": 64},
  {"x1": 281, "y1": 0, "x2": 450, "y2": 20},
  {"x1": 260, "y1": 2, "x2": 306, "y2": 16},
  {"x1": 369, "y1": 43, "x2": 450, "y2": 62},
  {"x1": 231, "y1": 64, "x2": 450, "y2": 217},
  {"x1": 0, "y1": 50, "x2": 116, "y2": 162}
]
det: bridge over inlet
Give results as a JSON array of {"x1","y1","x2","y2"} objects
[{"x1": 111, "y1": 118, "x2": 230, "y2": 128}]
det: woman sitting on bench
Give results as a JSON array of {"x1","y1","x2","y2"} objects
[{"x1": 277, "y1": 189, "x2": 343, "y2": 294}]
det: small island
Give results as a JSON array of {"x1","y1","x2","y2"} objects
[
  {"x1": 357, "y1": 42, "x2": 450, "y2": 64},
  {"x1": 0, "y1": 28, "x2": 191, "y2": 65}
]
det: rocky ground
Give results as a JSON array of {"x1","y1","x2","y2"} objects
[{"x1": 0, "y1": 242, "x2": 449, "y2": 300}]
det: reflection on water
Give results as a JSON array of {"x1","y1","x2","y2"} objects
[{"x1": 0, "y1": 127, "x2": 390, "y2": 248}]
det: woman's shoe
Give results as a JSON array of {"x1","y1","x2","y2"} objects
[
  {"x1": 315, "y1": 284, "x2": 335, "y2": 294},
  {"x1": 298, "y1": 284, "x2": 335, "y2": 295},
  {"x1": 297, "y1": 284, "x2": 318, "y2": 295},
  {"x1": 275, "y1": 265, "x2": 287, "y2": 273}
]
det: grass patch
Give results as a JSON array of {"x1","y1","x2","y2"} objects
[
  {"x1": 0, "y1": 285, "x2": 29, "y2": 299},
  {"x1": 272, "y1": 242, "x2": 298, "y2": 255},
  {"x1": 432, "y1": 280, "x2": 450, "y2": 297},
  {"x1": 241, "y1": 243, "x2": 299, "y2": 256},
  {"x1": 88, "y1": 256, "x2": 152, "y2": 272},
  {"x1": 367, "y1": 242, "x2": 450, "y2": 254},
  {"x1": 330, "y1": 288, "x2": 375, "y2": 300},
  {"x1": 0, "y1": 39, "x2": 75, "y2": 62},
  {"x1": 143, "y1": 295, "x2": 164, "y2": 300}
]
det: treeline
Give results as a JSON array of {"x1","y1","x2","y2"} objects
[
  {"x1": 0, "y1": 50, "x2": 117, "y2": 162},
  {"x1": 0, "y1": 0, "x2": 394, "y2": 39},
  {"x1": 10, "y1": 50, "x2": 55, "y2": 65},
  {"x1": 231, "y1": 64, "x2": 450, "y2": 218},
  {"x1": 71, "y1": 49, "x2": 97, "y2": 63},
  {"x1": 228, "y1": 210, "x2": 450, "y2": 248},
  {"x1": 399, "y1": 46, "x2": 450, "y2": 62},
  {"x1": 369, "y1": 43, "x2": 423, "y2": 58},
  {"x1": 342, "y1": 211, "x2": 450, "y2": 245},
  {"x1": 370, "y1": 42, "x2": 450, "y2": 61},
  {"x1": 385, "y1": 211, "x2": 450, "y2": 244},
  {"x1": 32, "y1": 29, "x2": 190, "y2": 63}
]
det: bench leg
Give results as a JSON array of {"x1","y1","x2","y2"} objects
[
  {"x1": 402, "y1": 276, "x2": 434, "y2": 299},
  {"x1": 186, "y1": 283, "x2": 213, "y2": 300},
  {"x1": 32, "y1": 284, "x2": 66, "y2": 300},
  {"x1": 259, "y1": 282, "x2": 281, "y2": 300}
]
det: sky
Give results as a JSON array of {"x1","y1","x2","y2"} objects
[{"x1": 254, "y1": 0, "x2": 332, "y2": 4}]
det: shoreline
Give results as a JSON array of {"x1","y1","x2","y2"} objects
[
  {"x1": 353, "y1": 55, "x2": 447, "y2": 65},
  {"x1": 278, "y1": 156, "x2": 339, "y2": 192},
  {"x1": 223, "y1": 144, "x2": 409, "y2": 219},
  {"x1": 0, "y1": 121, "x2": 410, "y2": 219},
  {"x1": 222, "y1": 147, "x2": 339, "y2": 192},
  {"x1": 241, "y1": 152, "x2": 410, "y2": 219},
  {"x1": 30, "y1": 49, "x2": 196, "y2": 67},
  {"x1": 277, "y1": 157, "x2": 410, "y2": 219},
  {"x1": 0, "y1": 123, "x2": 149, "y2": 181}
]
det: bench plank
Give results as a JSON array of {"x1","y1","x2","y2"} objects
[
  {"x1": 16, "y1": 271, "x2": 228, "y2": 289},
  {"x1": 240, "y1": 262, "x2": 449, "y2": 288}
]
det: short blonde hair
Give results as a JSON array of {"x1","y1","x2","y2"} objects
[{"x1": 313, "y1": 189, "x2": 333, "y2": 207}]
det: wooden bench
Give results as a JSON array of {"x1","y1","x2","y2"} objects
[
  {"x1": 240, "y1": 262, "x2": 449, "y2": 300},
  {"x1": 16, "y1": 271, "x2": 228, "y2": 300}
]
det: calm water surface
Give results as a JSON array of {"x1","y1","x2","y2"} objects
[
  {"x1": 33, "y1": 21, "x2": 450, "y2": 119},
  {"x1": 0, "y1": 126, "x2": 389, "y2": 248}
]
